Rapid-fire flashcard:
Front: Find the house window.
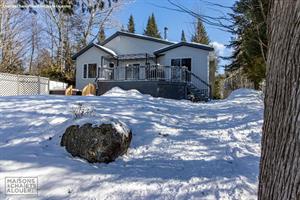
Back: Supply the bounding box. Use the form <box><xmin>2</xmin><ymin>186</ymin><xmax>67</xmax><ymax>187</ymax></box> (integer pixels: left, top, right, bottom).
<box><xmin>83</xmin><ymin>63</ymin><xmax>97</xmax><ymax>78</ymax></box>
<box><xmin>171</xmin><ymin>59</ymin><xmax>181</xmax><ymax>66</ymax></box>
<box><xmin>88</xmin><ymin>64</ymin><xmax>97</xmax><ymax>78</ymax></box>
<box><xmin>181</xmin><ymin>58</ymin><xmax>192</xmax><ymax>71</ymax></box>
<box><xmin>171</xmin><ymin>58</ymin><xmax>192</xmax><ymax>71</ymax></box>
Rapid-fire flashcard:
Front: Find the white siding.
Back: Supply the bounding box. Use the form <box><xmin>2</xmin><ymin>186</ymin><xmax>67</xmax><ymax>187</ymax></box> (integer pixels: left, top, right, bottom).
<box><xmin>157</xmin><ymin>46</ymin><xmax>210</xmax><ymax>84</ymax></box>
<box><xmin>103</xmin><ymin>35</ymin><xmax>169</xmax><ymax>55</ymax></box>
<box><xmin>75</xmin><ymin>46</ymin><xmax>111</xmax><ymax>89</ymax></box>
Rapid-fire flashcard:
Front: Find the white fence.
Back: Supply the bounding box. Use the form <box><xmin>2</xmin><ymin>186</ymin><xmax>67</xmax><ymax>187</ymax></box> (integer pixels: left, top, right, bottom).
<box><xmin>49</xmin><ymin>80</ymin><xmax>68</xmax><ymax>91</ymax></box>
<box><xmin>0</xmin><ymin>72</ymin><xmax>67</xmax><ymax>96</ymax></box>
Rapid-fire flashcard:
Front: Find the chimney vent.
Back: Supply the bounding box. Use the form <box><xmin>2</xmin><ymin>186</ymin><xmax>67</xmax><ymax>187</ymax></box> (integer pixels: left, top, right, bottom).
<box><xmin>164</xmin><ymin>27</ymin><xmax>168</xmax><ymax>40</ymax></box>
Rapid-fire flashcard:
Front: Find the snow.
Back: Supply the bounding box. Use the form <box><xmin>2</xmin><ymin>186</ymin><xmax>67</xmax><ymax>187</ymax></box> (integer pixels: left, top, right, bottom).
<box><xmin>0</xmin><ymin>88</ymin><xmax>263</xmax><ymax>199</ymax></box>
<box><xmin>94</xmin><ymin>43</ymin><xmax>118</xmax><ymax>57</ymax></box>
<box><xmin>74</xmin><ymin>117</ymin><xmax>131</xmax><ymax>137</ymax></box>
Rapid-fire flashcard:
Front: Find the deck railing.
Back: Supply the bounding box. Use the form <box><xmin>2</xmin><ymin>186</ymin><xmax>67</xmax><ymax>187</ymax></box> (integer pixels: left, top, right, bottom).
<box><xmin>97</xmin><ymin>65</ymin><xmax>211</xmax><ymax>98</ymax></box>
<box><xmin>100</xmin><ymin>65</ymin><xmax>187</xmax><ymax>82</ymax></box>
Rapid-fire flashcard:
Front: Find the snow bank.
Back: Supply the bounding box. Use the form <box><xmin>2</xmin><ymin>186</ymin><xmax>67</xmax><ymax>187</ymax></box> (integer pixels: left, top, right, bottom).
<box><xmin>102</xmin><ymin>87</ymin><xmax>144</xmax><ymax>98</ymax></box>
<box><xmin>226</xmin><ymin>88</ymin><xmax>263</xmax><ymax>100</ymax></box>
<box><xmin>0</xmin><ymin>89</ymin><xmax>263</xmax><ymax>200</ymax></box>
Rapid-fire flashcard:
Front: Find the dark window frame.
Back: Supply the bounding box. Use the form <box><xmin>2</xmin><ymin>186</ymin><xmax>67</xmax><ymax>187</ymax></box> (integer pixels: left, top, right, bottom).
<box><xmin>171</xmin><ymin>59</ymin><xmax>181</xmax><ymax>66</ymax></box>
<box><xmin>83</xmin><ymin>63</ymin><xmax>97</xmax><ymax>79</ymax></box>
<box><xmin>83</xmin><ymin>64</ymin><xmax>87</xmax><ymax>78</ymax></box>
<box><xmin>170</xmin><ymin>58</ymin><xmax>192</xmax><ymax>71</ymax></box>
<box><xmin>88</xmin><ymin>63</ymin><xmax>97</xmax><ymax>78</ymax></box>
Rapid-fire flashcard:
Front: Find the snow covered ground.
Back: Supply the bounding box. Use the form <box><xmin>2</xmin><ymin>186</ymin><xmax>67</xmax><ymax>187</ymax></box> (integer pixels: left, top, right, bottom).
<box><xmin>0</xmin><ymin>88</ymin><xmax>263</xmax><ymax>200</ymax></box>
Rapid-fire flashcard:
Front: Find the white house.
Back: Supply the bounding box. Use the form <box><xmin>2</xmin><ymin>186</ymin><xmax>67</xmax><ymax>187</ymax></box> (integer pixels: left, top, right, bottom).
<box><xmin>72</xmin><ymin>31</ymin><xmax>214</xmax><ymax>100</ymax></box>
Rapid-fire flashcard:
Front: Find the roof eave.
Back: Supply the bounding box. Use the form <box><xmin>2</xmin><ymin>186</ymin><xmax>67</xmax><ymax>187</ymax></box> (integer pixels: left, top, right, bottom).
<box><xmin>101</xmin><ymin>31</ymin><xmax>175</xmax><ymax>46</ymax></box>
<box><xmin>72</xmin><ymin>43</ymin><xmax>117</xmax><ymax>60</ymax></box>
<box><xmin>71</xmin><ymin>43</ymin><xmax>94</xmax><ymax>60</ymax></box>
<box><xmin>154</xmin><ymin>42</ymin><xmax>214</xmax><ymax>55</ymax></box>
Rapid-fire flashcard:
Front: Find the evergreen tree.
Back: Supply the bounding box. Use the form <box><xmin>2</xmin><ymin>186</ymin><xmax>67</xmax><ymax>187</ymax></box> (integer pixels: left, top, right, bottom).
<box><xmin>98</xmin><ymin>26</ymin><xmax>106</xmax><ymax>43</ymax></box>
<box><xmin>190</xmin><ymin>19</ymin><xmax>217</xmax><ymax>95</ymax></box>
<box><xmin>127</xmin><ymin>14</ymin><xmax>135</xmax><ymax>33</ymax></box>
<box><xmin>226</xmin><ymin>0</ymin><xmax>268</xmax><ymax>89</ymax></box>
<box><xmin>191</xmin><ymin>18</ymin><xmax>210</xmax><ymax>44</ymax></box>
<box><xmin>144</xmin><ymin>13</ymin><xmax>161</xmax><ymax>38</ymax></box>
<box><xmin>181</xmin><ymin>30</ymin><xmax>186</xmax><ymax>42</ymax></box>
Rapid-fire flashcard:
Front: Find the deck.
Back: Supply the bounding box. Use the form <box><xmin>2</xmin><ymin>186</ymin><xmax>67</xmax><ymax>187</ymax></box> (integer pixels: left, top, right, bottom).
<box><xmin>96</xmin><ymin>65</ymin><xmax>211</xmax><ymax>100</ymax></box>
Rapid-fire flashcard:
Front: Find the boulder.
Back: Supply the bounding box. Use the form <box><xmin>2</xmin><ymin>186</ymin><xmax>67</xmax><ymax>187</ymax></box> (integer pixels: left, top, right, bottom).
<box><xmin>61</xmin><ymin>122</ymin><xmax>132</xmax><ymax>163</ymax></box>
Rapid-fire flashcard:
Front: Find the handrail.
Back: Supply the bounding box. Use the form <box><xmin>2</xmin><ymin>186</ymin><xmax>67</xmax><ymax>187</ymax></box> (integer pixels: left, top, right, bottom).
<box><xmin>183</xmin><ymin>69</ymin><xmax>211</xmax><ymax>99</ymax></box>
<box><xmin>184</xmin><ymin>70</ymin><xmax>210</xmax><ymax>87</ymax></box>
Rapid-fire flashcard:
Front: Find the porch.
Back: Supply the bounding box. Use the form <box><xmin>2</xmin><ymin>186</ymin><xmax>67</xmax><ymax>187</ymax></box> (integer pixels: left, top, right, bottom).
<box><xmin>96</xmin><ymin>65</ymin><xmax>211</xmax><ymax>101</ymax></box>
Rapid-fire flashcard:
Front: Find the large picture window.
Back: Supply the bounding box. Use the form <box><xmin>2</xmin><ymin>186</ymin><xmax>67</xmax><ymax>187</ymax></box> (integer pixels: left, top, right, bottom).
<box><xmin>83</xmin><ymin>63</ymin><xmax>97</xmax><ymax>78</ymax></box>
<box><xmin>171</xmin><ymin>58</ymin><xmax>192</xmax><ymax>71</ymax></box>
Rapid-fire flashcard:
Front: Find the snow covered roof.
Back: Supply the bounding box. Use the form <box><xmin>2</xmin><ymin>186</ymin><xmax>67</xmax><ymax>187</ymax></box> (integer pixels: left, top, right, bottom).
<box><xmin>94</xmin><ymin>44</ymin><xmax>117</xmax><ymax>57</ymax></box>
<box><xmin>154</xmin><ymin>42</ymin><xmax>214</xmax><ymax>55</ymax></box>
<box><xmin>101</xmin><ymin>31</ymin><xmax>175</xmax><ymax>46</ymax></box>
<box><xmin>71</xmin><ymin>43</ymin><xmax>117</xmax><ymax>60</ymax></box>
<box><xmin>72</xmin><ymin>31</ymin><xmax>213</xmax><ymax>61</ymax></box>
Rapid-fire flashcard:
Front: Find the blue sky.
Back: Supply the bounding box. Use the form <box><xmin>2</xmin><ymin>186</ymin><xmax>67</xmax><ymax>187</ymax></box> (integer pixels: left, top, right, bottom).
<box><xmin>107</xmin><ymin>0</ymin><xmax>236</xmax><ymax>73</ymax></box>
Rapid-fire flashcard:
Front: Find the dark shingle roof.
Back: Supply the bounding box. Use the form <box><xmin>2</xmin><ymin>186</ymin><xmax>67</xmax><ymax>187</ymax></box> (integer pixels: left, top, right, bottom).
<box><xmin>154</xmin><ymin>42</ymin><xmax>214</xmax><ymax>55</ymax></box>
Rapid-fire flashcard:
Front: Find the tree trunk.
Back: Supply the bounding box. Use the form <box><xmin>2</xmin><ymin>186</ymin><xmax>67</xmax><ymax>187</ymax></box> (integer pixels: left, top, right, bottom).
<box><xmin>258</xmin><ymin>0</ymin><xmax>300</xmax><ymax>199</ymax></box>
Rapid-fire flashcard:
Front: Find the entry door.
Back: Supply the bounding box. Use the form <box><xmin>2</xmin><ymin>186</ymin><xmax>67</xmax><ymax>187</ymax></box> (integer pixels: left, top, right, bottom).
<box><xmin>181</xmin><ymin>58</ymin><xmax>192</xmax><ymax>71</ymax></box>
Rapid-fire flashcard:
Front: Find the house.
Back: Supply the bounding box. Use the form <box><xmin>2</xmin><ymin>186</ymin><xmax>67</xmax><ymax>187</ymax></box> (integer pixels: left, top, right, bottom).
<box><xmin>72</xmin><ymin>31</ymin><xmax>214</xmax><ymax>100</ymax></box>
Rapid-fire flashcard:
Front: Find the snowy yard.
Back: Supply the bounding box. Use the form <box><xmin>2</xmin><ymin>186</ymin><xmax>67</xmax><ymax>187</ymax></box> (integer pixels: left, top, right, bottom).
<box><xmin>0</xmin><ymin>88</ymin><xmax>263</xmax><ymax>200</ymax></box>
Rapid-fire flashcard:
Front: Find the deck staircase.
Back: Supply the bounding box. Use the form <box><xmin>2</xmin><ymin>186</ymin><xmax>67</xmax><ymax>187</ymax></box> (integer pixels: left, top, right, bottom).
<box><xmin>184</xmin><ymin>71</ymin><xmax>211</xmax><ymax>102</ymax></box>
<box><xmin>187</xmin><ymin>84</ymin><xmax>209</xmax><ymax>102</ymax></box>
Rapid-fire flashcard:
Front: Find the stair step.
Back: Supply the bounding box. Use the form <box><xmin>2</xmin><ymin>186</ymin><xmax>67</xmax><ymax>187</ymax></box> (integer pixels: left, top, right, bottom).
<box><xmin>187</xmin><ymin>83</ymin><xmax>210</xmax><ymax>102</ymax></box>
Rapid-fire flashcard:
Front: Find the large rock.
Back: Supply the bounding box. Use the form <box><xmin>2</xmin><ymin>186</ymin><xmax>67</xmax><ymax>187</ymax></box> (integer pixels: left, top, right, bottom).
<box><xmin>61</xmin><ymin>122</ymin><xmax>132</xmax><ymax>163</ymax></box>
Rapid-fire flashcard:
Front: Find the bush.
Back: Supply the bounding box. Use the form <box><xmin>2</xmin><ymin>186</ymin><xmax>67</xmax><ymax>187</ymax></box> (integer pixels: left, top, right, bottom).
<box><xmin>69</xmin><ymin>103</ymin><xmax>95</xmax><ymax>119</ymax></box>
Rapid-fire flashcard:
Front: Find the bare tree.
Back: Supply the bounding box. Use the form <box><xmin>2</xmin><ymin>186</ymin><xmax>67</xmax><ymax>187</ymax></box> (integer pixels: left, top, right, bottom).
<box><xmin>258</xmin><ymin>0</ymin><xmax>300</xmax><ymax>199</ymax></box>
<box><xmin>0</xmin><ymin>0</ymin><xmax>28</xmax><ymax>73</ymax></box>
<box><xmin>28</xmin><ymin>14</ymin><xmax>42</xmax><ymax>74</ymax></box>
<box><xmin>71</xmin><ymin>0</ymin><xmax>129</xmax><ymax>49</ymax></box>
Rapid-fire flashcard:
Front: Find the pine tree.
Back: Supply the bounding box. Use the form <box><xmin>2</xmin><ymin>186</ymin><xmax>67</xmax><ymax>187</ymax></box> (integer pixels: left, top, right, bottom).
<box><xmin>127</xmin><ymin>14</ymin><xmax>135</xmax><ymax>33</ymax></box>
<box><xmin>191</xmin><ymin>18</ymin><xmax>210</xmax><ymax>45</ymax></box>
<box><xmin>98</xmin><ymin>26</ymin><xmax>106</xmax><ymax>43</ymax></box>
<box><xmin>226</xmin><ymin>0</ymin><xmax>268</xmax><ymax>89</ymax></box>
<box><xmin>190</xmin><ymin>19</ymin><xmax>217</xmax><ymax>96</ymax></box>
<box><xmin>181</xmin><ymin>30</ymin><xmax>186</xmax><ymax>42</ymax></box>
<box><xmin>144</xmin><ymin>13</ymin><xmax>161</xmax><ymax>38</ymax></box>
